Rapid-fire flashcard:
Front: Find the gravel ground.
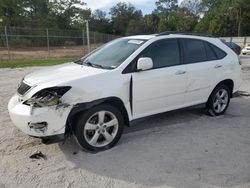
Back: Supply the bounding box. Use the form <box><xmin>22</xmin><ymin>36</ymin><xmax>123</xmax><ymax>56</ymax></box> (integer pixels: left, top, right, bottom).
<box><xmin>0</xmin><ymin>57</ymin><xmax>250</xmax><ymax>188</ymax></box>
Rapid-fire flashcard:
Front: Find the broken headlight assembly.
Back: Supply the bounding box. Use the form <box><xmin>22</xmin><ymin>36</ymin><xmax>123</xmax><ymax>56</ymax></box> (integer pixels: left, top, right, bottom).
<box><xmin>24</xmin><ymin>86</ymin><xmax>71</xmax><ymax>107</ymax></box>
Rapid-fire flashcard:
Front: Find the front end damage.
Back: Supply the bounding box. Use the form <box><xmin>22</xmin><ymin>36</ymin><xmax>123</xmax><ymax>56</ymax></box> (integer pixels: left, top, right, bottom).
<box><xmin>8</xmin><ymin>86</ymin><xmax>73</xmax><ymax>138</ymax></box>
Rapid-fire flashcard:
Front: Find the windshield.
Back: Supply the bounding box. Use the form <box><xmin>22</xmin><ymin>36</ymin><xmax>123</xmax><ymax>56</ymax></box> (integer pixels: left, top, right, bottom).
<box><xmin>75</xmin><ymin>38</ymin><xmax>146</xmax><ymax>69</ymax></box>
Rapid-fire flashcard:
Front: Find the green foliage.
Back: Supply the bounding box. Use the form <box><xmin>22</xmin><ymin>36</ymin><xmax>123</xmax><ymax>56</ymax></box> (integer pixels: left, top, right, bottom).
<box><xmin>0</xmin><ymin>59</ymin><xmax>73</xmax><ymax>68</ymax></box>
<box><xmin>0</xmin><ymin>0</ymin><xmax>250</xmax><ymax>37</ymax></box>
<box><xmin>155</xmin><ymin>0</ymin><xmax>178</xmax><ymax>13</ymax></box>
<box><xmin>90</xmin><ymin>10</ymin><xmax>112</xmax><ymax>34</ymax></box>
<box><xmin>144</xmin><ymin>14</ymin><xmax>160</xmax><ymax>34</ymax></box>
<box><xmin>126</xmin><ymin>20</ymin><xmax>145</xmax><ymax>35</ymax></box>
<box><xmin>110</xmin><ymin>2</ymin><xmax>143</xmax><ymax>35</ymax></box>
<box><xmin>195</xmin><ymin>0</ymin><xmax>250</xmax><ymax>36</ymax></box>
<box><xmin>9</xmin><ymin>38</ymin><xmax>32</xmax><ymax>47</ymax></box>
<box><xmin>155</xmin><ymin>0</ymin><xmax>199</xmax><ymax>33</ymax></box>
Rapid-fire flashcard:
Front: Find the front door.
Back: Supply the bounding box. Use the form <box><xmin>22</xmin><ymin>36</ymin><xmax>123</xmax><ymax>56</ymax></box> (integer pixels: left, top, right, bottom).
<box><xmin>132</xmin><ymin>39</ymin><xmax>187</xmax><ymax>119</ymax></box>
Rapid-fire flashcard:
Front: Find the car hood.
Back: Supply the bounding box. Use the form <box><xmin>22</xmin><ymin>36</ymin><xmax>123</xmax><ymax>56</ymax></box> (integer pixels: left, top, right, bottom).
<box><xmin>24</xmin><ymin>62</ymin><xmax>109</xmax><ymax>85</ymax></box>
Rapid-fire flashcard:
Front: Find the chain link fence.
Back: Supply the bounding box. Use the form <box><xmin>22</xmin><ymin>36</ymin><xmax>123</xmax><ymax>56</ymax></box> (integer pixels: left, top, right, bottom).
<box><xmin>220</xmin><ymin>36</ymin><xmax>250</xmax><ymax>48</ymax></box>
<box><xmin>0</xmin><ymin>26</ymin><xmax>119</xmax><ymax>61</ymax></box>
<box><xmin>1</xmin><ymin>27</ymin><xmax>249</xmax><ymax>62</ymax></box>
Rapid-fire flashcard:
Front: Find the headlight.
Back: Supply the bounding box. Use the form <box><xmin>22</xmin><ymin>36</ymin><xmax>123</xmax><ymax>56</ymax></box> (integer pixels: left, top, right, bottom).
<box><xmin>24</xmin><ymin>86</ymin><xmax>71</xmax><ymax>107</ymax></box>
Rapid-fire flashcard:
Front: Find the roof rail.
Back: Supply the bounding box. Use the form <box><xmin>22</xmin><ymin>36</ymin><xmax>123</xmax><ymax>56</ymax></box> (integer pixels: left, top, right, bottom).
<box><xmin>156</xmin><ymin>31</ymin><xmax>215</xmax><ymax>38</ymax></box>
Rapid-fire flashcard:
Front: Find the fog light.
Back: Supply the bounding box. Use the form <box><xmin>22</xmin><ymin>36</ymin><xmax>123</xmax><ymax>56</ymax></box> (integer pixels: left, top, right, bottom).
<box><xmin>28</xmin><ymin>122</ymin><xmax>48</xmax><ymax>132</ymax></box>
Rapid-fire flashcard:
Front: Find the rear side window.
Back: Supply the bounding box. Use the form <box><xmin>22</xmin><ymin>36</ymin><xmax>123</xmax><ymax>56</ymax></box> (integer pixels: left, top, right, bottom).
<box><xmin>183</xmin><ymin>39</ymin><xmax>207</xmax><ymax>64</ymax></box>
<box><xmin>209</xmin><ymin>43</ymin><xmax>227</xmax><ymax>59</ymax></box>
<box><xmin>139</xmin><ymin>39</ymin><xmax>181</xmax><ymax>68</ymax></box>
<box><xmin>183</xmin><ymin>39</ymin><xmax>227</xmax><ymax>64</ymax></box>
<box><xmin>204</xmin><ymin>42</ymin><xmax>217</xmax><ymax>61</ymax></box>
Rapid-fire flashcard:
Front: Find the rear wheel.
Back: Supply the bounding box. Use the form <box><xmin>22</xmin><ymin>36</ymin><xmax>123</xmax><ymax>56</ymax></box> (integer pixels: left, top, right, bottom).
<box><xmin>206</xmin><ymin>85</ymin><xmax>231</xmax><ymax>116</ymax></box>
<box><xmin>73</xmin><ymin>104</ymin><xmax>124</xmax><ymax>152</ymax></box>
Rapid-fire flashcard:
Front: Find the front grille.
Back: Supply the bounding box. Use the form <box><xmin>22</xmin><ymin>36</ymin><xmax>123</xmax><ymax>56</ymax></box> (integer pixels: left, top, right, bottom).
<box><xmin>17</xmin><ymin>80</ymin><xmax>31</xmax><ymax>95</ymax></box>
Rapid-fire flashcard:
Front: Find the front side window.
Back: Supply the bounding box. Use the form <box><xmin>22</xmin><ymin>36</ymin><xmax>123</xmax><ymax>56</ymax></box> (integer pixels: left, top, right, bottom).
<box><xmin>183</xmin><ymin>39</ymin><xmax>207</xmax><ymax>64</ymax></box>
<box><xmin>75</xmin><ymin>38</ymin><xmax>146</xmax><ymax>69</ymax></box>
<box><xmin>139</xmin><ymin>39</ymin><xmax>181</xmax><ymax>69</ymax></box>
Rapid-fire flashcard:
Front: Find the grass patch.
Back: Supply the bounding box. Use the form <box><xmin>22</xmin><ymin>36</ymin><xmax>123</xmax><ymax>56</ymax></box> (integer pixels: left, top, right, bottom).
<box><xmin>0</xmin><ymin>59</ymin><xmax>75</xmax><ymax>68</ymax></box>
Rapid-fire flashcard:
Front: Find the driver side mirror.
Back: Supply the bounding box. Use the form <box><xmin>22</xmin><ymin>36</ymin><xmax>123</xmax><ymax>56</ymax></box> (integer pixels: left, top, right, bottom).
<box><xmin>137</xmin><ymin>57</ymin><xmax>153</xmax><ymax>71</ymax></box>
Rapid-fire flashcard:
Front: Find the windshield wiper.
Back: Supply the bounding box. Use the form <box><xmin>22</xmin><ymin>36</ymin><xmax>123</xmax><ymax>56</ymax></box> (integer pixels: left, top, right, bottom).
<box><xmin>75</xmin><ymin>59</ymin><xmax>115</xmax><ymax>70</ymax></box>
<box><xmin>85</xmin><ymin>62</ymin><xmax>105</xmax><ymax>69</ymax></box>
<box><xmin>82</xmin><ymin>60</ymin><xmax>114</xmax><ymax>70</ymax></box>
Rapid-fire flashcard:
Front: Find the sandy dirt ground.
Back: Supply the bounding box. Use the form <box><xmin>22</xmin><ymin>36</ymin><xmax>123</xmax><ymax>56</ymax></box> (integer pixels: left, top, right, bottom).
<box><xmin>0</xmin><ymin>57</ymin><xmax>250</xmax><ymax>188</ymax></box>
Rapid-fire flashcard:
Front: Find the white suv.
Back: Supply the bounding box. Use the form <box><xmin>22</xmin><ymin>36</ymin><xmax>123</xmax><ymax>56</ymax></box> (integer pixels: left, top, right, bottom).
<box><xmin>242</xmin><ymin>44</ymin><xmax>250</xmax><ymax>55</ymax></box>
<box><xmin>8</xmin><ymin>33</ymin><xmax>241</xmax><ymax>152</ymax></box>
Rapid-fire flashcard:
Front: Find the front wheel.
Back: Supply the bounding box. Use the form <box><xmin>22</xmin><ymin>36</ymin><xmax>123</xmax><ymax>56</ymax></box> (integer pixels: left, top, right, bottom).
<box><xmin>73</xmin><ymin>104</ymin><xmax>124</xmax><ymax>152</ymax></box>
<box><xmin>206</xmin><ymin>85</ymin><xmax>231</xmax><ymax>116</ymax></box>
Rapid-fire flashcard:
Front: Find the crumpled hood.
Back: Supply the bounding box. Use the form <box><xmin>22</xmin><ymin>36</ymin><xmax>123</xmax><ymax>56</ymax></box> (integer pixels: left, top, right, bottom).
<box><xmin>24</xmin><ymin>62</ymin><xmax>108</xmax><ymax>85</ymax></box>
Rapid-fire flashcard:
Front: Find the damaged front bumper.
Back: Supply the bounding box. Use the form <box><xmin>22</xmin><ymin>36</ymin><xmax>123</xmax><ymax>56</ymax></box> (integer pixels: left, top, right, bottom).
<box><xmin>8</xmin><ymin>95</ymin><xmax>72</xmax><ymax>137</ymax></box>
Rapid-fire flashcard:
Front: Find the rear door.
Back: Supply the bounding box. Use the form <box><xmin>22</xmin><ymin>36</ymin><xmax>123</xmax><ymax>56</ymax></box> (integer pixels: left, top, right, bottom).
<box><xmin>182</xmin><ymin>38</ymin><xmax>227</xmax><ymax>106</ymax></box>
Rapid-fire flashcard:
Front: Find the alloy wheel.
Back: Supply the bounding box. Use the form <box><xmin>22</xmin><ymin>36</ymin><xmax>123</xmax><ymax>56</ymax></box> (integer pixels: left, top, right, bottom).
<box><xmin>213</xmin><ymin>88</ymin><xmax>229</xmax><ymax>113</ymax></box>
<box><xmin>83</xmin><ymin>111</ymin><xmax>119</xmax><ymax>147</ymax></box>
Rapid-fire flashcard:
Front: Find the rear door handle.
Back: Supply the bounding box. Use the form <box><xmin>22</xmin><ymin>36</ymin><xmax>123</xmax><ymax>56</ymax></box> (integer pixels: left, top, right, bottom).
<box><xmin>214</xmin><ymin>64</ymin><xmax>223</xmax><ymax>68</ymax></box>
<box><xmin>175</xmin><ymin>70</ymin><xmax>186</xmax><ymax>75</ymax></box>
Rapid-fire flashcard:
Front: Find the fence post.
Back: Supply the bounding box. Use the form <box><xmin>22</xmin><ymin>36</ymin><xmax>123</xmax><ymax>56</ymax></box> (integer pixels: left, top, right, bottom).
<box><xmin>86</xmin><ymin>21</ymin><xmax>90</xmax><ymax>53</ymax></box>
<box><xmin>4</xmin><ymin>26</ymin><xmax>10</xmax><ymax>61</ymax></box>
<box><xmin>82</xmin><ymin>30</ymin><xmax>85</xmax><ymax>55</ymax></box>
<box><xmin>46</xmin><ymin>28</ymin><xmax>50</xmax><ymax>58</ymax></box>
<box><xmin>94</xmin><ymin>32</ymin><xmax>96</xmax><ymax>44</ymax></box>
<box><xmin>244</xmin><ymin>36</ymin><xmax>247</xmax><ymax>46</ymax></box>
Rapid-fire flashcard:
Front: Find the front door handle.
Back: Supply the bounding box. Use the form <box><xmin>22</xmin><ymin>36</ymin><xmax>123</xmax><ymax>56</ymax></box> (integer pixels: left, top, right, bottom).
<box><xmin>214</xmin><ymin>64</ymin><xmax>223</xmax><ymax>68</ymax></box>
<box><xmin>175</xmin><ymin>70</ymin><xmax>186</xmax><ymax>75</ymax></box>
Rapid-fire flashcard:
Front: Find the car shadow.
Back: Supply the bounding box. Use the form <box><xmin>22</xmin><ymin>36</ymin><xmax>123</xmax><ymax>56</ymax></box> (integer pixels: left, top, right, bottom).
<box><xmin>59</xmin><ymin>101</ymin><xmax>250</xmax><ymax>187</ymax></box>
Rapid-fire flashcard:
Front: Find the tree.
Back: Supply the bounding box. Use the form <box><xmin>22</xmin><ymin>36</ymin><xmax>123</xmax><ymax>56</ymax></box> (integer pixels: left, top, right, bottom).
<box><xmin>90</xmin><ymin>10</ymin><xmax>112</xmax><ymax>34</ymax></box>
<box><xmin>126</xmin><ymin>19</ymin><xmax>145</xmax><ymax>35</ymax></box>
<box><xmin>180</xmin><ymin>0</ymin><xmax>203</xmax><ymax>15</ymax></box>
<box><xmin>144</xmin><ymin>13</ymin><xmax>160</xmax><ymax>34</ymax></box>
<box><xmin>49</xmin><ymin>0</ymin><xmax>89</xmax><ymax>29</ymax></box>
<box><xmin>195</xmin><ymin>0</ymin><xmax>250</xmax><ymax>36</ymax></box>
<box><xmin>0</xmin><ymin>0</ymin><xmax>27</xmax><ymax>26</ymax></box>
<box><xmin>22</xmin><ymin>0</ymin><xmax>51</xmax><ymax>28</ymax></box>
<box><xmin>92</xmin><ymin>9</ymin><xmax>107</xmax><ymax>20</ymax></box>
<box><xmin>155</xmin><ymin>0</ymin><xmax>178</xmax><ymax>13</ymax></box>
<box><xmin>110</xmin><ymin>2</ymin><xmax>143</xmax><ymax>35</ymax></box>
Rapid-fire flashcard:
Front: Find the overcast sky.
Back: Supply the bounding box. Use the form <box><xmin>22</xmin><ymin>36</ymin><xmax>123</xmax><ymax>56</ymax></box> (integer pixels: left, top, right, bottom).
<box><xmin>83</xmin><ymin>0</ymin><xmax>159</xmax><ymax>15</ymax></box>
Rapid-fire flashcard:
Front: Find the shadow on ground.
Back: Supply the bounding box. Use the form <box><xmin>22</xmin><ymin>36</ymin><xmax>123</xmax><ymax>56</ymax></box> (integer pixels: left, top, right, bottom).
<box><xmin>59</xmin><ymin>98</ymin><xmax>250</xmax><ymax>187</ymax></box>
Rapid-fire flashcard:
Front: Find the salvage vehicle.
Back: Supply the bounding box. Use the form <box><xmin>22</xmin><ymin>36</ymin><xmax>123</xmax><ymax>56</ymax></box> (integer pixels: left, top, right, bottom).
<box><xmin>224</xmin><ymin>42</ymin><xmax>241</xmax><ymax>55</ymax></box>
<box><xmin>242</xmin><ymin>44</ymin><xmax>250</xmax><ymax>55</ymax></box>
<box><xmin>8</xmin><ymin>32</ymin><xmax>242</xmax><ymax>152</ymax></box>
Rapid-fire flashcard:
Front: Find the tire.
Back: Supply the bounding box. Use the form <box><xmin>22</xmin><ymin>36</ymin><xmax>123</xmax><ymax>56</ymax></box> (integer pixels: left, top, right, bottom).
<box><xmin>206</xmin><ymin>84</ymin><xmax>231</xmax><ymax>116</ymax></box>
<box><xmin>73</xmin><ymin>104</ymin><xmax>124</xmax><ymax>152</ymax></box>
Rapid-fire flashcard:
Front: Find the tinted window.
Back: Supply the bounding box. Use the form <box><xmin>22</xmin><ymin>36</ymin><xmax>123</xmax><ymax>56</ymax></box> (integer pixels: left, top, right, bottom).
<box><xmin>209</xmin><ymin>44</ymin><xmax>227</xmax><ymax>59</ymax></box>
<box><xmin>184</xmin><ymin>39</ymin><xmax>207</xmax><ymax>63</ymax></box>
<box><xmin>139</xmin><ymin>39</ymin><xmax>180</xmax><ymax>68</ymax></box>
<box><xmin>204</xmin><ymin>42</ymin><xmax>217</xmax><ymax>61</ymax></box>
